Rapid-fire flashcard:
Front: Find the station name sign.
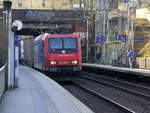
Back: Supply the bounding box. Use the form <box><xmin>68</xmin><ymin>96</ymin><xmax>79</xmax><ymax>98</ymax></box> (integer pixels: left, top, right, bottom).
<box><xmin>115</xmin><ymin>35</ymin><xmax>145</xmax><ymax>42</ymax></box>
<box><xmin>115</xmin><ymin>35</ymin><xmax>128</xmax><ymax>40</ymax></box>
<box><xmin>96</xmin><ymin>36</ymin><xmax>107</xmax><ymax>44</ymax></box>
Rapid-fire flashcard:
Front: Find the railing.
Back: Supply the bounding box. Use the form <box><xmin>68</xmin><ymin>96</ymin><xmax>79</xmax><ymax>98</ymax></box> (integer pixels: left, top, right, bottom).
<box><xmin>0</xmin><ymin>64</ymin><xmax>6</xmax><ymax>98</ymax></box>
<box><xmin>136</xmin><ymin>58</ymin><xmax>150</xmax><ymax>69</ymax></box>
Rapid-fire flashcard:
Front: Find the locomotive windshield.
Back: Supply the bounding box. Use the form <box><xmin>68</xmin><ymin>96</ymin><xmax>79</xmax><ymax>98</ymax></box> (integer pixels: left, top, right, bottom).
<box><xmin>49</xmin><ymin>38</ymin><xmax>63</xmax><ymax>49</ymax></box>
<box><xmin>64</xmin><ymin>38</ymin><xmax>77</xmax><ymax>49</ymax></box>
<box><xmin>48</xmin><ymin>37</ymin><xmax>77</xmax><ymax>53</ymax></box>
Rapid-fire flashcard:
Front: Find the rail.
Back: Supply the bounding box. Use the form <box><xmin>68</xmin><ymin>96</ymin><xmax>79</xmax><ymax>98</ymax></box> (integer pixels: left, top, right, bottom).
<box><xmin>0</xmin><ymin>64</ymin><xmax>6</xmax><ymax>98</ymax></box>
<box><xmin>73</xmin><ymin>82</ymin><xmax>135</xmax><ymax>113</ymax></box>
<box><xmin>81</xmin><ymin>72</ymin><xmax>150</xmax><ymax>100</ymax></box>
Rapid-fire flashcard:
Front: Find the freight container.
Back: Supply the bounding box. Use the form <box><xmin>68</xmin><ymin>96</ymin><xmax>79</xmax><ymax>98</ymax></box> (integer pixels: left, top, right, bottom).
<box><xmin>23</xmin><ymin>38</ymin><xmax>34</xmax><ymax>67</ymax></box>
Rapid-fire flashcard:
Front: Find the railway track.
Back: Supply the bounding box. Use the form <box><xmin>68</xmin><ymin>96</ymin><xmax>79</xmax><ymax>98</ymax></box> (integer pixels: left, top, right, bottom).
<box><xmin>81</xmin><ymin>72</ymin><xmax>150</xmax><ymax>100</ymax></box>
<box><xmin>57</xmin><ymin>71</ymin><xmax>150</xmax><ymax>113</ymax></box>
<box><xmin>72</xmin><ymin>82</ymin><xmax>135</xmax><ymax>113</ymax></box>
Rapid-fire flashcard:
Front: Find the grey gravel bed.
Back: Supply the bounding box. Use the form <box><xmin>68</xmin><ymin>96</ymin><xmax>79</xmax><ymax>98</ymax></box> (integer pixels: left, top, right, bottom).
<box><xmin>76</xmin><ymin>78</ymin><xmax>150</xmax><ymax>113</ymax></box>
<box><xmin>63</xmin><ymin>85</ymin><xmax>125</xmax><ymax>113</ymax></box>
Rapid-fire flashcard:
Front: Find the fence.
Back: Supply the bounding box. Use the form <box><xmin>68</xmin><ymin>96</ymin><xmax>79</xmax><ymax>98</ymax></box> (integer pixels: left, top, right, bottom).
<box><xmin>0</xmin><ymin>64</ymin><xmax>6</xmax><ymax>98</ymax></box>
<box><xmin>136</xmin><ymin>58</ymin><xmax>150</xmax><ymax>69</ymax></box>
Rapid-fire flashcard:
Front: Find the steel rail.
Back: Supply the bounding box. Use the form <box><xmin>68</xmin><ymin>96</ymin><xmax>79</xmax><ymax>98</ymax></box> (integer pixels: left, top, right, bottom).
<box><xmin>82</xmin><ymin>72</ymin><xmax>150</xmax><ymax>91</ymax></box>
<box><xmin>73</xmin><ymin>82</ymin><xmax>135</xmax><ymax>113</ymax></box>
<box><xmin>81</xmin><ymin>72</ymin><xmax>150</xmax><ymax>100</ymax></box>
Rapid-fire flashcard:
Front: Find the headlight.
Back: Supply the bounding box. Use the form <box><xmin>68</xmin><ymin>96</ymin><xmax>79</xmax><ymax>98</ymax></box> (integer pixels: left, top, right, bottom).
<box><xmin>51</xmin><ymin>61</ymin><xmax>56</xmax><ymax>64</ymax></box>
<box><xmin>72</xmin><ymin>60</ymin><xmax>78</xmax><ymax>64</ymax></box>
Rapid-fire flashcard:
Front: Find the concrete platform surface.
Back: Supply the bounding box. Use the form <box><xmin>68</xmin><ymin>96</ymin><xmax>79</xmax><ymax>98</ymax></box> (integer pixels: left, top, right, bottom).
<box><xmin>83</xmin><ymin>63</ymin><xmax>150</xmax><ymax>77</ymax></box>
<box><xmin>0</xmin><ymin>65</ymin><xmax>94</xmax><ymax>113</ymax></box>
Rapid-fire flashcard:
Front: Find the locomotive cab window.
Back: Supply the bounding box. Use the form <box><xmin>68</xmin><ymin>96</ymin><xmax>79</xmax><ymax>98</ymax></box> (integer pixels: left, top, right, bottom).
<box><xmin>49</xmin><ymin>38</ymin><xmax>63</xmax><ymax>49</ymax></box>
<box><xmin>48</xmin><ymin>37</ymin><xmax>78</xmax><ymax>53</ymax></box>
<box><xmin>64</xmin><ymin>38</ymin><xmax>77</xmax><ymax>49</ymax></box>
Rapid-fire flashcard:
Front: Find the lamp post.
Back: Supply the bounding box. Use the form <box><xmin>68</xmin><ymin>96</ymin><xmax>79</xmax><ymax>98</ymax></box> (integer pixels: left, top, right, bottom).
<box><xmin>12</xmin><ymin>19</ymin><xmax>23</xmax><ymax>88</ymax></box>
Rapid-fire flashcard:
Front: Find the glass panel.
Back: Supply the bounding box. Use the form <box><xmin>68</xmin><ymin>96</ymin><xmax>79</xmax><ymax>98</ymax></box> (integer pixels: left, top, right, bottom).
<box><xmin>49</xmin><ymin>38</ymin><xmax>63</xmax><ymax>49</ymax></box>
<box><xmin>64</xmin><ymin>38</ymin><xmax>77</xmax><ymax>49</ymax></box>
<box><xmin>48</xmin><ymin>37</ymin><xmax>78</xmax><ymax>53</ymax></box>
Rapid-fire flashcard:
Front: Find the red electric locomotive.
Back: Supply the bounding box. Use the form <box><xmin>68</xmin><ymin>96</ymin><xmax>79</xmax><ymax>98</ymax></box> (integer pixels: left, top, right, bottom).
<box><xmin>33</xmin><ymin>33</ymin><xmax>82</xmax><ymax>72</ymax></box>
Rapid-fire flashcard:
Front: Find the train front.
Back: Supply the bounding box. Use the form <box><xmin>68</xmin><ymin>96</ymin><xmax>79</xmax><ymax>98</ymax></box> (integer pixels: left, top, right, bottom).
<box><xmin>44</xmin><ymin>34</ymin><xmax>82</xmax><ymax>72</ymax></box>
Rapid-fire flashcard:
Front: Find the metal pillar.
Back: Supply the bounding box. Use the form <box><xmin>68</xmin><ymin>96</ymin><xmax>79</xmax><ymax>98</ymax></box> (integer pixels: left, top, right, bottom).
<box><xmin>30</xmin><ymin>0</ymin><xmax>32</xmax><ymax>9</ymax></box>
<box><xmin>3</xmin><ymin>1</ymin><xmax>14</xmax><ymax>89</ymax></box>
<box><xmin>8</xmin><ymin>11</ymin><xmax>15</xmax><ymax>89</ymax></box>
<box><xmin>86</xmin><ymin>18</ymin><xmax>89</xmax><ymax>62</ymax></box>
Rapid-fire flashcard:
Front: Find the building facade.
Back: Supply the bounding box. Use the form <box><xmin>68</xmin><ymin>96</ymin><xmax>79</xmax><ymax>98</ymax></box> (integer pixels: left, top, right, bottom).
<box><xmin>0</xmin><ymin>0</ymin><xmax>73</xmax><ymax>9</ymax></box>
<box><xmin>95</xmin><ymin>0</ymin><xmax>150</xmax><ymax>67</ymax></box>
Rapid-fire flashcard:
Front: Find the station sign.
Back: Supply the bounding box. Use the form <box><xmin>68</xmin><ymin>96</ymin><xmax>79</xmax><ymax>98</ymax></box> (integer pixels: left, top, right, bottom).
<box><xmin>134</xmin><ymin>38</ymin><xmax>145</xmax><ymax>42</ymax></box>
<box><xmin>115</xmin><ymin>35</ymin><xmax>145</xmax><ymax>42</ymax></box>
<box><xmin>96</xmin><ymin>36</ymin><xmax>106</xmax><ymax>44</ymax></box>
<box><xmin>15</xmin><ymin>36</ymin><xmax>21</xmax><ymax>46</ymax></box>
<box><xmin>115</xmin><ymin>35</ymin><xmax>128</xmax><ymax>40</ymax></box>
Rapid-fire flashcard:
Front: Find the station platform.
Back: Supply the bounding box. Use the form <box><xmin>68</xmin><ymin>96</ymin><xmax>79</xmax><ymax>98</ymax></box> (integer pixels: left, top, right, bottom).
<box><xmin>0</xmin><ymin>65</ymin><xmax>93</xmax><ymax>113</ymax></box>
<box><xmin>83</xmin><ymin>63</ymin><xmax>150</xmax><ymax>77</ymax></box>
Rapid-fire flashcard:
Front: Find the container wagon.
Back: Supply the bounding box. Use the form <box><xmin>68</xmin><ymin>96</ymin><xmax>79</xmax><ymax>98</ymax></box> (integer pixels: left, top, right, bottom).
<box><xmin>22</xmin><ymin>38</ymin><xmax>34</xmax><ymax>66</ymax></box>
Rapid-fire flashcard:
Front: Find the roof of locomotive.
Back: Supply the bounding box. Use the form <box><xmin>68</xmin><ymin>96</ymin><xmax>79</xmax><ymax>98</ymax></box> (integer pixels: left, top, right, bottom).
<box><xmin>47</xmin><ymin>34</ymin><xmax>79</xmax><ymax>38</ymax></box>
<box><xmin>35</xmin><ymin>33</ymin><xmax>79</xmax><ymax>41</ymax></box>
<box><xmin>35</xmin><ymin>33</ymin><xmax>48</xmax><ymax>41</ymax></box>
